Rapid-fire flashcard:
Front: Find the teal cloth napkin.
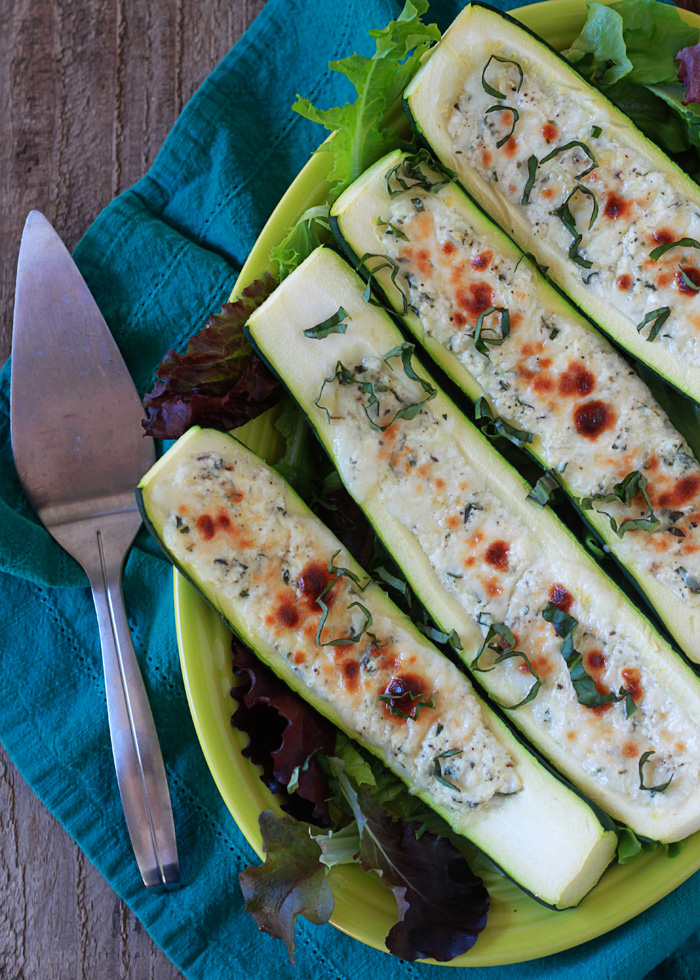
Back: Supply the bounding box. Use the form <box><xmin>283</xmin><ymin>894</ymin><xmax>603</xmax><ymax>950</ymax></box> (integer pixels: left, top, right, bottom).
<box><xmin>1</xmin><ymin>0</ymin><xmax>699</xmax><ymax>976</ymax></box>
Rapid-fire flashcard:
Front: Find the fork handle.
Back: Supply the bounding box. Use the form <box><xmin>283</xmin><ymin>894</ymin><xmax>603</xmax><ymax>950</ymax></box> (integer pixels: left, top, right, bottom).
<box><xmin>88</xmin><ymin>528</ymin><xmax>180</xmax><ymax>891</ymax></box>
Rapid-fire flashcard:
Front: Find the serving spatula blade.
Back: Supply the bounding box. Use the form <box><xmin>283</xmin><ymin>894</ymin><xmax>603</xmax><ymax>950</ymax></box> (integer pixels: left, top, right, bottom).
<box><xmin>11</xmin><ymin>211</ymin><xmax>179</xmax><ymax>890</ymax></box>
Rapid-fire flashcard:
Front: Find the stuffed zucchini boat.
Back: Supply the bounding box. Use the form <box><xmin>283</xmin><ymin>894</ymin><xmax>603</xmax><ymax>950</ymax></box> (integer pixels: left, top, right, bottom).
<box><xmin>403</xmin><ymin>2</ymin><xmax>700</xmax><ymax>403</ymax></box>
<box><xmin>137</xmin><ymin>425</ymin><xmax>616</xmax><ymax>908</ymax></box>
<box><xmin>330</xmin><ymin>148</ymin><xmax>700</xmax><ymax>666</ymax></box>
<box><xmin>247</xmin><ymin>246</ymin><xmax>700</xmax><ymax>843</ymax></box>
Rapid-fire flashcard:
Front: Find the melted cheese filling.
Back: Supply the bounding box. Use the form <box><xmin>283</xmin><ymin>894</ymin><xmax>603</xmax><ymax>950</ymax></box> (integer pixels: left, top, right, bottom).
<box><xmin>447</xmin><ymin>59</ymin><xmax>700</xmax><ymax>362</ymax></box>
<box><xmin>318</xmin><ymin>358</ymin><xmax>700</xmax><ymax>805</ymax></box>
<box><xmin>153</xmin><ymin>446</ymin><xmax>520</xmax><ymax>809</ymax></box>
<box><xmin>379</xmin><ymin>190</ymin><xmax>700</xmax><ymax>608</ymax></box>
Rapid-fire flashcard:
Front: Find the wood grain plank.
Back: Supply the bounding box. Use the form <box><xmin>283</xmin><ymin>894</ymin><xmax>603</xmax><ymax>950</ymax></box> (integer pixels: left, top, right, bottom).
<box><xmin>0</xmin><ymin>1</ymin><xmax>267</xmax><ymax>976</ymax></box>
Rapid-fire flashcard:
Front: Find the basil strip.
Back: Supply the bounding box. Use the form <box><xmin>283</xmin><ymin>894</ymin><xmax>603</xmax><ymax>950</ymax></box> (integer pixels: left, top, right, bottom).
<box><xmin>470</xmin><ymin>623</ymin><xmax>541</xmax><ymax>709</ymax></box>
<box><xmin>542</xmin><ymin>602</ymin><xmax>634</xmax><ymax>712</ymax></box>
<box><xmin>373</xmin><ymin>565</ymin><xmax>409</xmax><ymax>596</ymax></box>
<box><xmin>527</xmin><ymin>471</ymin><xmax>559</xmax><ymax>507</ymax></box>
<box><xmin>636</xmin><ymin>307</ymin><xmax>671</xmax><ymax>345</ymax></box>
<box><xmin>521</xmin><ymin>154</ymin><xmax>538</xmax><ymax>205</ymax></box>
<box><xmin>315</xmin><ymin>346</ymin><xmax>436</xmax><ymax>433</ymax></box>
<box><xmin>304</xmin><ymin>306</ymin><xmax>351</xmax><ymax>340</ymax></box>
<box><xmin>540</xmin><ymin>140</ymin><xmax>597</xmax><ymax>179</ymax></box>
<box><xmin>638</xmin><ymin>751</ymin><xmax>673</xmax><ymax>793</ymax></box>
<box><xmin>416</xmin><ymin>622</ymin><xmax>463</xmax><ymax>651</ymax></box>
<box><xmin>376</xmin><ymin>218</ymin><xmax>410</xmax><ymax>242</ymax></box>
<box><xmin>481</xmin><ymin>54</ymin><xmax>524</xmax><ymax>100</ymax></box>
<box><xmin>382</xmin><ymin>342</ymin><xmax>438</xmax><ymax>422</ymax></box>
<box><xmin>385</xmin><ymin>148</ymin><xmax>454</xmax><ymax>199</ymax></box>
<box><xmin>649</xmin><ymin>237</ymin><xmax>700</xmax><ymax>262</ymax></box>
<box><xmin>474</xmin><ymin>306</ymin><xmax>510</xmax><ymax>357</ymax></box>
<box><xmin>553</xmin><ymin>186</ymin><xmax>598</xmax><ymax>269</ymax></box>
<box><xmin>678</xmin><ymin>266</ymin><xmax>700</xmax><ymax>291</ymax></box>
<box><xmin>356</xmin><ymin>252</ymin><xmax>409</xmax><ymax>314</ymax></box>
<box><xmin>678</xmin><ymin>566</ymin><xmax>700</xmax><ymax>593</ymax></box>
<box><xmin>433</xmin><ymin>748</ymin><xmax>464</xmax><ymax>791</ymax></box>
<box><xmin>315</xmin><ymin>551</ymin><xmax>371</xmax><ymax>646</ymax></box>
<box><xmin>580</xmin><ymin>470</ymin><xmax>659</xmax><ymax>537</ymax></box>
<box><xmin>379</xmin><ymin>689</ymin><xmax>435</xmax><ymax>721</ymax></box>
<box><xmin>475</xmin><ymin>396</ymin><xmax>533</xmax><ymax>448</ymax></box>
<box><xmin>591</xmin><ymin>125</ymin><xmax>602</xmax><ymax>138</ymax></box>
<box><xmin>485</xmin><ymin>104</ymin><xmax>519</xmax><ymax>148</ymax></box>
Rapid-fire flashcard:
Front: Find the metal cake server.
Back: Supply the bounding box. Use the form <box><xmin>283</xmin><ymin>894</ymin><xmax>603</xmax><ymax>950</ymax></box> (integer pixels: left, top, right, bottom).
<box><xmin>10</xmin><ymin>211</ymin><xmax>179</xmax><ymax>891</ymax></box>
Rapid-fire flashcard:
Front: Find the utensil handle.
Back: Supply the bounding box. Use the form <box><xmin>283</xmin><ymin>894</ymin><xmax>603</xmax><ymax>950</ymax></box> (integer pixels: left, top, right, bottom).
<box><xmin>89</xmin><ymin>530</ymin><xmax>180</xmax><ymax>891</ymax></box>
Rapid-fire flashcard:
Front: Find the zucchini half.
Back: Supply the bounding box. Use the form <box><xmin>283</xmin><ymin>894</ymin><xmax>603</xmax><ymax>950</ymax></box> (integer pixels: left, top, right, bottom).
<box><xmin>247</xmin><ymin>246</ymin><xmax>700</xmax><ymax>843</ymax></box>
<box><xmin>137</xmin><ymin>425</ymin><xmax>616</xmax><ymax>909</ymax></box>
<box><xmin>329</xmin><ymin>148</ymin><xmax>700</xmax><ymax>666</ymax></box>
<box><xmin>403</xmin><ymin>2</ymin><xmax>700</xmax><ymax>403</ymax></box>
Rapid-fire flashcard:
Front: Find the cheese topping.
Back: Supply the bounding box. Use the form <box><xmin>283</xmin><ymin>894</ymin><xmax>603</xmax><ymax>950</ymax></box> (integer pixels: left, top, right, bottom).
<box><xmin>377</xmin><ymin>186</ymin><xmax>700</xmax><ymax>608</ymax></box>
<box><xmin>447</xmin><ymin>57</ymin><xmax>700</xmax><ymax>362</ymax></box>
<box><xmin>153</xmin><ymin>446</ymin><xmax>520</xmax><ymax>809</ymax></box>
<box><xmin>317</xmin><ymin>355</ymin><xmax>700</xmax><ymax>805</ymax></box>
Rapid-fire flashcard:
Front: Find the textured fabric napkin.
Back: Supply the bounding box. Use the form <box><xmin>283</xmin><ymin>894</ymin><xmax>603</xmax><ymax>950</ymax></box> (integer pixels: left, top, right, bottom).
<box><xmin>1</xmin><ymin>0</ymin><xmax>699</xmax><ymax>976</ymax></box>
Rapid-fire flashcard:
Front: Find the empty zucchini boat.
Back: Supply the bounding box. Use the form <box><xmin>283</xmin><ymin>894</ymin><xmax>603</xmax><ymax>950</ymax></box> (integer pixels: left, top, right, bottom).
<box><xmin>247</xmin><ymin>246</ymin><xmax>700</xmax><ymax>843</ymax></box>
<box><xmin>330</xmin><ymin>148</ymin><xmax>700</xmax><ymax>666</ymax></box>
<box><xmin>137</xmin><ymin>426</ymin><xmax>616</xmax><ymax>908</ymax></box>
<box><xmin>403</xmin><ymin>2</ymin><xmax>700</xmax><ymax>403</ymax></box>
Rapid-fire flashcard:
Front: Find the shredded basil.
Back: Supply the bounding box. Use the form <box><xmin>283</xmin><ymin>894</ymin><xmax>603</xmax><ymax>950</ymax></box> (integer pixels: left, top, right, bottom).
<box><xmin>678</xmin><ymin>266</ymin><xmax>700</xmax><ymax>291</ymax></box>
<box><xmin>315</xmin><ymin>344</ymin><xmax>436</xmax><ymax>433</ymax></box>
<box><xmin>638</xmin><ymin>751</ymin><xmax>673</xmax><ymax>793</ymax></box>
<box><xmin>385</xmin><ymin>148</ymin><xmax>454</xmax><ymax>199</ymax></box>
<box><xmin>375</xmin><ymin>218</ymin><xmax>410</xmax><ymax>242</ymax></box>
<box><xmin>481</xmin><ymin>54</ymin><xmax>524</xmax><ymax>100</ymax></box>
<box><xmin>356</xmin><ymin>252</ymin><xmax>409</xmax><ymax>314</ymax></box>
<box><xmin>463</xmin><ymin>502</ymin><xmax>483</xmax><ymax>525</ymax></box>
<box><xmin>521</xmin><ymin>154</ymin><xmax>538</xmax><ymax>205</ymax></box>
<box><xmin>649</xmin><ymin>237</ymin><xmax>700</xmax><ymax>262</ymax></box>
<box><xmin>635</xmin><ymin>307</ymin><xmax>671</xmax><ymax>343</ymax></box>
<box><xmin>527</xmin><ymin>471</ymin><xmax>559</xmax><ymax>507</ymax></box>
<box><xmin>554</xmin><ymin>186</ymin><xmax>598</xmax><ymax>269</ymax></box>
<box><xmin>433</xmin><ymin>748</ymin><xmax>463</xmax><ymax>791</ymax></box>
<box><xmin>540</xmin><ymin>140</ymin><xmax>597</xmax><ymax>179</ymax></box>
<box><xmin>373</xmin><ymin>565</ymin><xmax>409</xmax><ymax>596</ymax></box>
<box><xmin>470</xmin><ymin>623</ymin><xmax>541</xmax><ymax>709</ymax></box>
<box><xmin>475</xmin><ymin>396</ymin><xmax>533</xmax><ymax>448</ymax></box>
<box><xmin>474</xmin><ymin>306</ymin><xmax>510</xmax><ymax>357</ymax></box>
<box><xmin>485</xmin><ymin>104</ymin><xmax>519</xmax><ymax>148</ymax></box>
<box><xmin>591</xmin><ymin>125</ymin><xmax>602</xmax><ymax>138</ymax></box>
<box><xmin>542</xmin><ymin>602</ymin><xmax>634</xmax><ymax>712</ymax></box>
<box><xmin>304</xmin><ymin>306</ymin><xmax>351</xmax><ymax>340</ymax></box>
<box><xmin>379</xmin><ymin>689</ymin><xmax>435</xmax><ymax>721</ymax></box>
<box><xmin>315</xmin><ymin>551</ymin><xmax>371</xmax><ymax>647</ymax></box>
<box><xmin>580</xmin><ymin>470</ymin><xmax>659</xmax><ymax>537</ymax></box>
<box><xmin>416</xmin><ymin>622</ymin><xmax>463</xmax><ymax>651</ymax></box>
<box><xmin>678</xmin><ymin>566</ymin><xmax>700</xmax><ymax>593</ymax></box>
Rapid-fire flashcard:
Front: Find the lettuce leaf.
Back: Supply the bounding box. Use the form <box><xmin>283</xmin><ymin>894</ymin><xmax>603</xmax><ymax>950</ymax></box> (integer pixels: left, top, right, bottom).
<box><xmin>239</xmin><ymin>810</ymin><xmax>334</xmax><ymax>964</ymax></box>
<box><xmin>333</xmin><ymin>767</ymin><xmax>489</xmax><ymax>962</ymax></box>
<box><xmin>293</xmin><ymin>0</ymin><xmax>440</xmax><ymax>191</ymax></box>
<box><xmin>269</xmin><ymin>205</ymin><xmax>331</xmax><ymax>282</ymax></box>
<box><xmin>563</xmin><ymin>0</ymin><xmax>700</xmax><ymax>161</ymax></box>
<box><xmin>231</xmin><ymin>640</ymin><xmax>336</xmax><ymax>826</ymax></box>
<box><xmin>677</xmin><ymin>43</ymin><xmax>700</xmax><ymax>104</ymax></box>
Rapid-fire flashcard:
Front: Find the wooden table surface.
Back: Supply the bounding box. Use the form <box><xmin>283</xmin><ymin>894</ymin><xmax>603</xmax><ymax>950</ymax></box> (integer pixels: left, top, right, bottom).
<box><xmin>0</xmin><ymin>1</ymin><xmax>265</xmax><ymax>976</ymax></box>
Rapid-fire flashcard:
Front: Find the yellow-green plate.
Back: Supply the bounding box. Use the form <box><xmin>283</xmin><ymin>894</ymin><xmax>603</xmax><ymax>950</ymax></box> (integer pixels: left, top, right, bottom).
<box><xmin>174</xmin><ymin>1</ymin><xmax>700</xmax><ymax>965</ymax></box>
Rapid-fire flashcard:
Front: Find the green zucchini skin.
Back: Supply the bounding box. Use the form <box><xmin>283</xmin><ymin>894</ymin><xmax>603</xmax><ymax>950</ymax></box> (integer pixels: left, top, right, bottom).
<box><xmin>246</xmin><ymin>244</ymin><xmax>700</xmax><ymax>844</ymax></box>
<box><xmin>137</xmin><ymin>424</ymin><xmax>617</xmax><ymax>909</ymax></box>
<box><xmin>403</xmin><ymin>2</ymin><xmax>700</xmax><ymax>405</ymax></box>
<box><xmin>328</xmin><ymin>148</ymin><xmax>700</xmax><ymax>668</ymax></box>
